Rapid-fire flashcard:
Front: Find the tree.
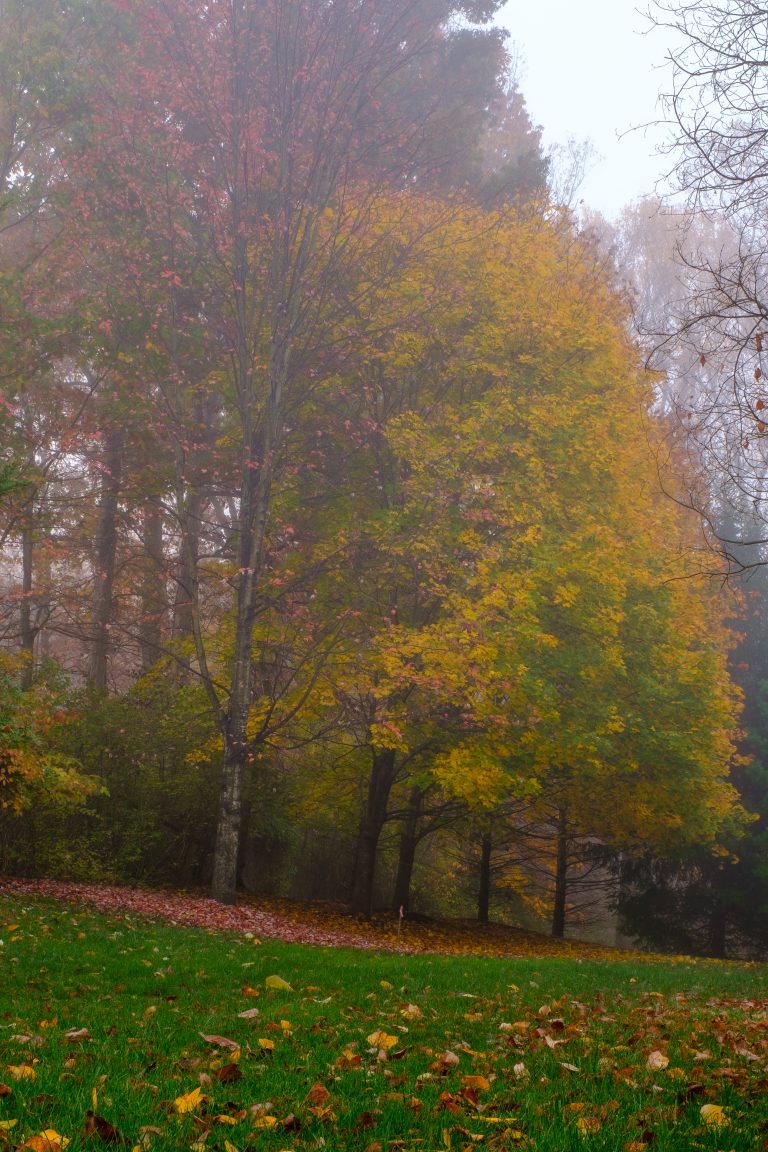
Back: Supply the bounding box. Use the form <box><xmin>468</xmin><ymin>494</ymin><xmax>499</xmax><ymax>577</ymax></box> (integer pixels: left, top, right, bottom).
<box><xmin>0</xmin><ymin>654</ymin><xmax>99</xmax><ymax>827</ymax></box>
<box><xmin>50</xmin><ymin>0</ymin><xmax>513</xmax><ymax>904</ymax></box>
<box><xmin>653</xmin><ymin>1</ymin><xmax>768</xmax><ymax>564</ymax></box>
<box><xmin>300</xmin><ymin>206</ymin><xmax>744</xmax><ymax>922</ymax></box>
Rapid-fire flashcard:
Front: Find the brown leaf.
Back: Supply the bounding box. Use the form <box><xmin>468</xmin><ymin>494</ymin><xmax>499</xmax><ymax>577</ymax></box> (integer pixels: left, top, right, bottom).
<box><xmin>198</xmin><ymin>1033</ymin><xmax>239</xmax><ymax>1051</ymax></box>
<box><xmin>306</xmin><ymin>1083</ymin><xmax>331</xmax><ymax>1108</ymax></box>
<box><xmin>83</xmin><ymin>1112</ymin><xmax>130</xmax><ymax>1145</ymax></box>
<box><xmin>65</xmin><ymin>1029</ymin><xmax>91</xmax><ymax>1043</ymax></box>
<box><xmin>213</xmin><ymin>1064</ymin><xmax>242</xmax><ymax>1084</ymax></box>
<box><xmin>0</xmin><ymin>1084</ymin><xmax>11</xmax><ymax>1097</ymax></box>
<box><xmin>19</xmin><ymin>1136</ymin><xmax>67</xmax><ymax>1152</ymax></box>
<box><xmin>438</xmin><ymin>1091</ymin><xmax>460</xmax><ymax>1115</ymax></box>
<box><xmin>279</xmin><ymin>1114</ymin><xmax>301</xmax><ymax>1133</ymax></box>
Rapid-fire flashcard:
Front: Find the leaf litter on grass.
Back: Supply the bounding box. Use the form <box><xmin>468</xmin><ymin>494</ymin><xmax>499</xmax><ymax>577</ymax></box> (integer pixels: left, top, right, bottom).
<box><xmin>1</xmin><ymin>887</ymin><xmax>768</xmax><ymax>1152</ymax></box>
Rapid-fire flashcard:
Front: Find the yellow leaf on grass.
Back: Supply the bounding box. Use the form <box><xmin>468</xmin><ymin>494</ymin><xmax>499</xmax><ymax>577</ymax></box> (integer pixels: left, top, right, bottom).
<box><xmin>257</xmin><ymin>1039</ymin><xmax>275</xmax><ymax>1051</ymax></box>
<box><xmin>700</xmin><ymin>1104</ymin><xmax>729</xmax><ymax>1128</ymax></box>
<box><xmin>8</xmin><ymin>1065</ymin><xmax>37</xmax><ymax>1081</ymax></box>
<box><xmin>265</xmin><ymin>975</ymin><xmax>292</xmax><ymax>992</ymax></box>
<box><xmin>477</xmin><ymin>1117</ymin><xmax>522</xmax><ymax>1124</ymax></box>
<box><xmin>252</xmin><ymin>1116</ymin><xmax>278</xmax><ymax>1129</ymax></box>
<box><xmin>224</xmin><ymin>1141</ymin><xmax>240</xmax><ymax>1152</ymax></box>
<box><xmin>214</xmin><ymin>1116</ymin><xmax>238</xmax><ymax>1126</ymax></box>
<box><xmin>367</xmin><ymin>1031</ymin><xmax>398</xmax><ymax>1050</ymax></box>
<box><xmin>42</xmin><ymin>1133</ymin><xmax>70</xmax><ymax>1150</ymax></box>
<box><xmin>0</xmin><ymin>1120</ymin><xmax>17</xmax><ymax>1131</ymax></box>
<box><xmin>174</xmin><ymin>1086</ymin><xmax>204</xmax><ymax>1114</ymax></box>
<box><xmin>20</xmin><ymin>1131</ymin><xmax>70</xmax><ymax>1152</ymax></box>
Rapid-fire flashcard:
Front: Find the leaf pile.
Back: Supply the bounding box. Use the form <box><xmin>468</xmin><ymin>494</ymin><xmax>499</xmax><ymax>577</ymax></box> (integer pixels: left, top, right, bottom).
<box><xmin>0</xmin><ymin>879</ymin><xmax>625</xmax><ymax>960</ymax></box>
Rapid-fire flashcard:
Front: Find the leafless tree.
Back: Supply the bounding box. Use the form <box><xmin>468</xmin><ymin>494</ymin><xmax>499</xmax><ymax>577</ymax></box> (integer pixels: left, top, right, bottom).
<box><xmin>652</xmin><ymin>1</ymin><xmax>768</xmax><ymax>568</ymax></box>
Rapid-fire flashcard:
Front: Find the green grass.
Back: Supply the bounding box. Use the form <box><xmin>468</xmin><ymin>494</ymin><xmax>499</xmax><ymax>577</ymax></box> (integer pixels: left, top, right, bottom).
<box><xmin>1</xmin><ymin>894</ymin><xmax>767</xmax><ymax>1152</ymax></box>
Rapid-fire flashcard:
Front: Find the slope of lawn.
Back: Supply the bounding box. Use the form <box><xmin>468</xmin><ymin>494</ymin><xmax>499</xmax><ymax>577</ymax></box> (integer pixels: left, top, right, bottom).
<box><xmin>1</xmin><ymin>890</ymin><xmax>767</xmax><ymax>1152</ymax></box>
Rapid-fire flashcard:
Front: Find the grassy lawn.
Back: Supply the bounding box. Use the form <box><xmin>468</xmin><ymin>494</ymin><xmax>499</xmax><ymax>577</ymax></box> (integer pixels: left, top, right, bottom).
<box><xmin>1</xmin><ymin>894</ymin><xmax>767</xmax><ymax>1152</ymax></box>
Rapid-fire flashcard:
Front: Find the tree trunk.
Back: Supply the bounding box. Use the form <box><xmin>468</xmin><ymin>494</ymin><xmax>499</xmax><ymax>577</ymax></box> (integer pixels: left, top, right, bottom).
<box><xmin>210</xmin><ymin>737</ymin><xmax>246</xmax><ymax>903</ymax></box>
<box><xmin>551</xmin><ymin>808</ymin><xmax>568</xmax><ymax>939</ymax></box>
<box><xmin>708</xmin><ymin>900</ymin><xmax>727</xmax><ymax>959</ymax></box>
<box><xmin>20</xmin><ymin>515</ymin><xmax>35</xmax><ymax>687</ymax></box>
<box><xmin>139</xmin><ymin>500</ymin><xmax>167</xmax><ymax>673</ymax></box>
<box><xmin>708</xmin><ymin>870</ymin><xmax>728</xmax><ymax>959</ymax></box>
<box><xmin>350</xmin><ymin>748</ymin><xmax>398</xmax><ymax>917</ymax></box>
<box><xmin>392</xmin><ymin>785</ymin><xmax>422</xmax><ymax>913</ymax></box>
<box><xmin>88</xmin><ymin>423</ymin><xmax>123</xmax><ymax>691</ymax></box>
<box><xmin>478</xmin><ymin>832</ymin><xmax>492</xmax><ymax>924</ymax></box>
<box><xmin>172</xmin><ymin>488</ymin><xmax>201</xmax><ymax>650</ymax></box>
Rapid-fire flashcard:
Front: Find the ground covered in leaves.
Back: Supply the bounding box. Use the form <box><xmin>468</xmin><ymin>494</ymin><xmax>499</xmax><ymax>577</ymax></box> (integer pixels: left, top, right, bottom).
<box><xmin>0</xmin><ymin>879</ymin><xmax>620</xmax><ymax>959</ymax></box>
<box><xmin>2</xmin><ymin>889</ymin><xmax>768</xmax><ymax>1152</ymax></box>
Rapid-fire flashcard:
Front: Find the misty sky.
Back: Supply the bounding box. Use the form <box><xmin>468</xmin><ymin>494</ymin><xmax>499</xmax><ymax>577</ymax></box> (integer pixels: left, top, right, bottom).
<box><xmin>499</xmin><ymin>0</ymin><xmax>677</xmax><ymax>219</ymax></box>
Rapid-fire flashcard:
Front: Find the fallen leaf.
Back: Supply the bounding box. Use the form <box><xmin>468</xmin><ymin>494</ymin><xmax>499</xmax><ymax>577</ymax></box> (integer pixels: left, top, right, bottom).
<box><xmin>306</xmin><ymin>1084</ymin><xmax>331</xmax><ymax>1108</ymax></box>
<box><xmin>251</xmin><ymin>1116</ymin><xmax>278</xmax><ymax>1130</ymax></box>
<box><xmin>8</xmin><ymin>1065</ymin><xmax>37</xmax><ymax>1082</ymax></box>
<box><xmin>265</xmin><ymin>975</ymin><xmax>292</xmax><ymax>991</ymax></box>
<box><xmin>367</xmin><ymin>1030</ymin><xmax>398</xmax><ymax>1050</ymax></box>
<box><xmin>174</xmin><ymin>1087</ymin><xmax>205</xmax><ymax>1115</ymax></box>
<box><xmin>20</xmin><ymin>1131</ymin><xmax>70</xmax><ymax>1152</ymax></box>
<box><xmin>646</xmin><ymin>1051</ymin><xmax>669</xmax><ymax>1071</ymax></box>
<box><xmin>237</xmin><ymin>1009</ymin><xmax>260</xmax><ymax>1020</ymax></box>
<box><xmin>700</xmin><ymin>1104</ymin><xmax>729</xmax><ymax>1129</ymax></box>
<box><xmin>213</xmin><ymin>1064</ymin><xmax>242</xmax><ymax>1084</ymax></box>
<box><xmin>83</xmin><ymin>1112</ymin><xmax>129</xmax><ymax>1145</ymax></box>
<box><xmin>462</xmin><ymin>1076</ymin><xmax>490</xmax><ymax>1092</ymax></box>
<box><xmin>199</xmin><ymin>1033</ymin><xmax>239</xmax><ymax>1051</ymax></box>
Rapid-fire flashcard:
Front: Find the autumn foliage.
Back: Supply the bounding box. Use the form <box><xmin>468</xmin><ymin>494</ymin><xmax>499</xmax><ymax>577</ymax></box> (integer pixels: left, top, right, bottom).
<box><xmin>0</xmin><ymin>0</ymin><xmax>749</xmax><ymax>942</ymax></box>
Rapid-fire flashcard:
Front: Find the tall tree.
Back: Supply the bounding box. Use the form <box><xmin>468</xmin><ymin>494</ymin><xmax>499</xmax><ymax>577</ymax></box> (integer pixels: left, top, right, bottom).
<box><xmin>59</xmin><ymin>0</ymin><xmax>511</xmax><ymax>902</ymax></box>
<box><xmin>653</xmin><ymin>0</ymin><xmax>768</xmax><ymax>564</ymax></box>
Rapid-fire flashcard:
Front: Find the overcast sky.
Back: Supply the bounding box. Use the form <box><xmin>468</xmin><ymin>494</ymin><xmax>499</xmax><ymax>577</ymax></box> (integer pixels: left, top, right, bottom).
<box><xmin>498</xmin><ymin>1</ymin><xmax>677</xmax><ymax>219</ymax></box>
